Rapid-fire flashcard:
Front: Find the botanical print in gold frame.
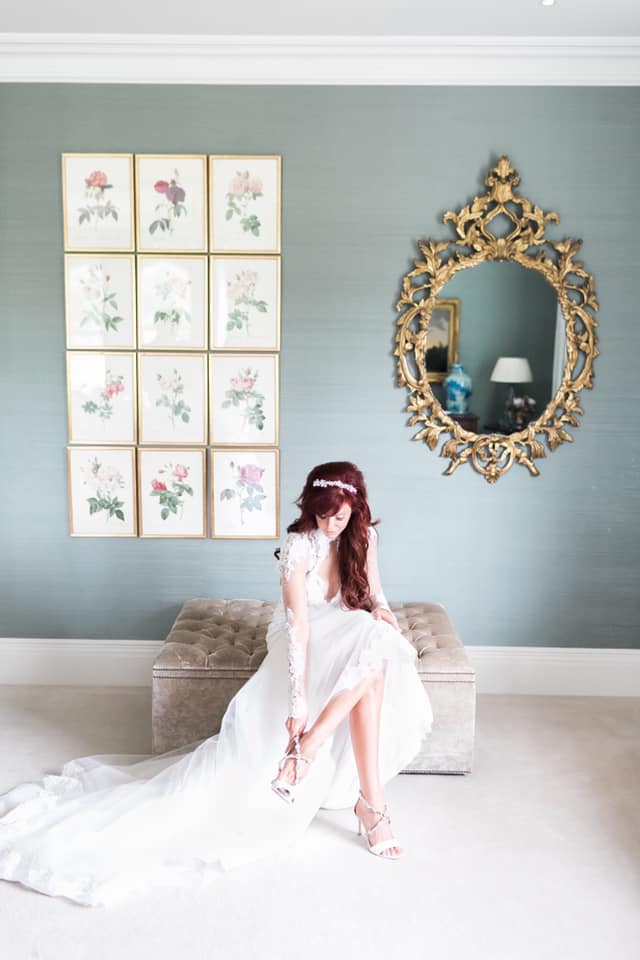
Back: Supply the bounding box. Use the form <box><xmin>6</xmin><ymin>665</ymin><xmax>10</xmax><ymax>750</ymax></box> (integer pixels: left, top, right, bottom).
<box><xmin>135</xmin><ymin>155</ymin><xmax>208</xmax><ymax>254</ymax></box>
<box><xmin>138</xmin><ymin>352</ymin><xmax>208</xmax><ymax>446</ymax></box>
<box><xmin>62</xmin><ymin>153</ymin><xmax>134</xmax><ymax>252</ymax></box>
<box><xmin>210</xmin><ymin>155</ymin><xmax>281</xmax><ymax>254</ymax></box>
<box><xmin>210</xmin><ymin>447</ymin><xmax>279</xmax><ymax>539</ymax></box>
<box><xmin>137</xmin><ymin>255</ymin><xmax>208</xmax><ymax>350</ymax></box>
<box><xmin>426</xmin><ymin>299</ymin><xmax>460</xmax><ymax>383</ymax></box>
<box><xmin>137</xmin><ymin>447</ymin><xmax>207</xmax><ymax>539</ymax></box>
<box><xmin>65</xmin><ymin>254</ymin><xmax>136</xmax><ymax>350</ymax></box>
<box><xmin>67</xmin><ymin>445</ymin><xmax>137</xmax><ymax>537</ymax></box>
<box><xmin>67</xmin><ymin>351</ymin><xmax>137</xmax><ymax>445</ymax></box>
<box><xmin>210</xmin><ymin>255</ymin><xmax>281</xmax><ymax>351</ymax></box>
<box><xmin>209</xmin><ymin>353</ymin><xmax>279</xmax><ymax>447</ymax></box>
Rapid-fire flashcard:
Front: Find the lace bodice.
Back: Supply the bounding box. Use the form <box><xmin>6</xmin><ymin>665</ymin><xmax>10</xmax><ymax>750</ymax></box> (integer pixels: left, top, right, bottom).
<box><xmin>277</xmin><ymin>527</ymin><xmax>341</xmax><ymax>607</ymax></box>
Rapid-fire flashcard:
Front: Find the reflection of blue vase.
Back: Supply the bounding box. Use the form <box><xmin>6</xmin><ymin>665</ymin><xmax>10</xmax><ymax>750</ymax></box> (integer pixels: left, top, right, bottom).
<box><xmin>444</xmin><ymin>363</ymin><xmax>473</xmax><ymax>414</ymax></box>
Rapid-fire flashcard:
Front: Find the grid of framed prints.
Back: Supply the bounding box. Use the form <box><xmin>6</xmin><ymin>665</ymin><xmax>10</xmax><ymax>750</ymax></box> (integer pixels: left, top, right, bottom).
<box><xmin>63</xmin><ymin>152</ymin><xmax>282</xmax><ymax>539</ymax></box>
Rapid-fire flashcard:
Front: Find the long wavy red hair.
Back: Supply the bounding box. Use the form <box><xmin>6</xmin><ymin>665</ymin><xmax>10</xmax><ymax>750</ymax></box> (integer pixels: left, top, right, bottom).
<box><xmin>287</xmin><ymin>461</ymin><xmax>379</xmax><ymax>612</ymax></box>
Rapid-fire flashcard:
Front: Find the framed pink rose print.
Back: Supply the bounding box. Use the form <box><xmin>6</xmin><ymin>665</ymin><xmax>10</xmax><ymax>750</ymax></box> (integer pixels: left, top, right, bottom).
<box><xmin>67</xmin><ymin>351</ymin><xmax>136</xmax><ymax>444</ymax></box>
<box><xmin>210</xmin><ymin>155</ymin><xmax>281</xmax><ymax>254</ymax></box>
<box><xmin>137</xmin><ymin>448</ymin><xmax>207</xmax><ymax>538</ymax></box>
<box><xmin>209</xmin><ymin>353</ymin><xmax>278</xmax><ymax>446</ymax></box>
<box><xmin>210</xmin><ymin>448</ymin><xmax>279</xmax><ymax>539</ymax></box>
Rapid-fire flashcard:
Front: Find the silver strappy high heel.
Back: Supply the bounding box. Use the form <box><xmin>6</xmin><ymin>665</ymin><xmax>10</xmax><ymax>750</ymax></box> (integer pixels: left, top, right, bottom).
<box><xmin>353</xmin><ymin>789</ymin><xmax>402</xmax><ymax>859</ymax></box>
<box><xmin>271</xmin><ymin>734</ymin><xmax>314</xmax><ymax>804</ymax></box>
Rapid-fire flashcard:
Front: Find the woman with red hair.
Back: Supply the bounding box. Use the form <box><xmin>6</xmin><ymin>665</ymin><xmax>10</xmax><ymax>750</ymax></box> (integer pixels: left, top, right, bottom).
<box><xmin>0</xmin><ymin>461</ymin><xmax>432</xmax><ymax>905</ymax></box>
<box><xmin>269</xmin><ymin>461</ymin><xmax>433</xmax><ymax>860</ymax></box>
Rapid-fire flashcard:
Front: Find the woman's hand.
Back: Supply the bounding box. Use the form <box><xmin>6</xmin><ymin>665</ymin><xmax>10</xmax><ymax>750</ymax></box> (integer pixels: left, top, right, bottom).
<box><xmin>372</xmin><ymin>605</ymin><xmax>401</xmax><ymax>632</ymax></box>
<box><xmin>285</xmin><ymin>712</ymin><xmax>308</xmax><ymax>747</ymax></box>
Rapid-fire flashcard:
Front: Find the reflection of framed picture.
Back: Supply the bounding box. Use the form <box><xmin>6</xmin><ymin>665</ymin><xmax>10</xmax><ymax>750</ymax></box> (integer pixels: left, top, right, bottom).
<box><xmin>138</xmin><ymin>352</ymin><xmax>207</xmax><ymax>445</ymax></box>
<box><xmin>138</xmin><ymin>448</ymin><xmax>207</xmax><ymax>538</ymax></box>
<box><xmin>210</xmin><ymin>353</ymin><xmax>278</xmax><ymax>446</ymax></box>
<box><xmin>210</xmin><ymin>255</ymin><xmax>280</xmax><ymax>351</ymax></box>
<box><xmin>426</xmin><ymin>298</ymin><xmax>460</xmax><ymax>382</ymax></box>
<box><xmin>62</xmin><ymin>154</ymin><xmax>134</xmax><ymax>252</ymax></box>
<box><xmin>137</xmin><ymin>255</ymin><xmax>207</xmax><ymax>349</ymax></box>
<box><xmin>210</xmin><ymin>448</ymin><xmax>279</xmax><ymax>539</ymax></box>
<box><xmin>210</xmin><ymin>156</ymin><xmax>281</xmax><ymax>254</ymax></box>
<box><xmin>67</xmin><ymin>446</ymin><xmax>137</xmax><ymax>536</ymax></box>
<box><xmin>135</xmin><ymin>155</ymin><xmax>207</xmax><ymax>253</ymax></box>
<box><xmin>65</xmin><ymin>254</ymin><xmax>136</xmax><ymax>350</ymax></box>
<box><xmin>67</xmin><ymin>351</ymin><xmax>136</xmax><ymax>444</ymax></box>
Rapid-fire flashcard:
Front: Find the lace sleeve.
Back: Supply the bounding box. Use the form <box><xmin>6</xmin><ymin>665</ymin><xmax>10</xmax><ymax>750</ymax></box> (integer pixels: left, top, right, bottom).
<box><xmin>277</xmin><ymin>533</ymin><xmax>311</xmax><ymax>719</ymax></box>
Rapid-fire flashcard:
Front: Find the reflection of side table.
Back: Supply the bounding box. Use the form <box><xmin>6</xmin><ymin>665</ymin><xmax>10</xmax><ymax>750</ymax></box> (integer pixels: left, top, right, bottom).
<box><xmin>448</xmin><ymin>412</ymin><xmax>478</xmax><ymax>433</ymax></box>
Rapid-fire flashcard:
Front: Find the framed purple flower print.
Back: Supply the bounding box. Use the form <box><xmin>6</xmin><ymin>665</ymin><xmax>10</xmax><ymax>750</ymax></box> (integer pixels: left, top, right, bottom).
<box><xmin>135</xmin><ymin>155</ymin><xmax>207</xmax><ymax>253</ymax></box>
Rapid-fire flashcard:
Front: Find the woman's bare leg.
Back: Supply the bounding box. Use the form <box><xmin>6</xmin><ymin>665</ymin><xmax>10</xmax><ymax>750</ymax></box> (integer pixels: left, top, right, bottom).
<box><xmin>273</xmin><ymin>669</ymin><xmax>380</xmax><ymax>785</ymax></box>
<box><xmin>349</xmin><ymin>668</ymin><xmax>401</xmax><ymax>857</ymax></box>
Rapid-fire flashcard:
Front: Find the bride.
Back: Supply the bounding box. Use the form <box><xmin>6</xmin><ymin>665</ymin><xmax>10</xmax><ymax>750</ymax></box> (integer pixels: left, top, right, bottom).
<box><xmin>0</xmin><ymin>461</ymin><xmax>433</xmax><ymax>906</ymax></box>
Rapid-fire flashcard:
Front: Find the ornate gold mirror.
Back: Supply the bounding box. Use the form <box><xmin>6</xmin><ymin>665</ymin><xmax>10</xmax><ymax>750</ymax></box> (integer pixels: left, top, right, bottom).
<box><xmin>394</xmin><ymin>155</ymin><xmax>599</xmax><ymax>483</ymax></box>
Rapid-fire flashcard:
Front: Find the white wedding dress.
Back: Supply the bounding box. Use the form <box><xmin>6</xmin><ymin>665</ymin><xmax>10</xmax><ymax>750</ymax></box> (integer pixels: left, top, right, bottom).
<box><xmin>0</xmin><ymin>526</ymin><xmax>433</xmax><ymax>907</ymax></box>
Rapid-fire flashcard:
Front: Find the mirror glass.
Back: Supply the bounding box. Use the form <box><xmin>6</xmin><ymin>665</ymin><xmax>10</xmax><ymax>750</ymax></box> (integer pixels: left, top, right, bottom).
<box><xmin>429</xmin><ymin>261</ymin><xmax>562</xmax><ymax>432</ymax></box>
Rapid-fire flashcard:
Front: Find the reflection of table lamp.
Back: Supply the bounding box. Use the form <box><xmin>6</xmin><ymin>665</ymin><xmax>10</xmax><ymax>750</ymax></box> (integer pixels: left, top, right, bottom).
<box><xmin>490</xmin><ymin>356</ymin><xmax>533</xmax><ymax>431</ymax></box>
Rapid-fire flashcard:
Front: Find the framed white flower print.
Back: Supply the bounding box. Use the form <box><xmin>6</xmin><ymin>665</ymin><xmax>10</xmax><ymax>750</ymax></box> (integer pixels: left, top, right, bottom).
<box><xmin>67</xmin><ymin>446</ymin><xmax>137</xmax><ymax>536</ymax></box>
<box><xmin>65</xmin><ymin>254</ymin><xmax>136</xmax><ymax>350</ymax></box>
<box><xmin>210</xmin><ymin>353</ymin><xmax>278</xmax><ymax>446</ymax></box>
<box><xmin>138</xmin><ymin>448</ymin><xmax>206</xmax><ymax>538</ymax></box>
<box><xmin>210</xmin><ymin>156</ymin><xmax>281</xmax><ymax>254</ymax></box>
<box><xmin>136</xmin><ymin>155</ymin><xmax>207</xmax><ymax>253</ymax></box>
<box><xmin>210</xmin><ymin>448</ymin><xmax>279</xmax><ymax>539</ymax></box>
<box><xmin>67</xmin><ymin>351</ymin><xmax>136</xmax><ymax>444</ymax></box>
<box><xmin>62</xmin><ymin>154</ymin><xmax>134</xmax><ymax>252</ymax></box>
<box><xmin>210</xmin><ymin>255</ymin><xmax>280</xmax><ymax>351</ymax></box>
<box><xmin>138</xmin><ymin>353</ymin><xmax>207</xmax><ymax>445</ymax></box>
<box><xmin>137</xmin><ymin>256</ymin><xmax>207</xmax><ymax>350</ymax></box>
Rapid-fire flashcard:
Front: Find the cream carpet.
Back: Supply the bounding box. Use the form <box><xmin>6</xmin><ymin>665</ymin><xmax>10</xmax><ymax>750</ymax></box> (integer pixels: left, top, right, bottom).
<box><xmin>0</xmin><ymin>686</ymin><xmax>638</xmax><ymax>960</ymax></box>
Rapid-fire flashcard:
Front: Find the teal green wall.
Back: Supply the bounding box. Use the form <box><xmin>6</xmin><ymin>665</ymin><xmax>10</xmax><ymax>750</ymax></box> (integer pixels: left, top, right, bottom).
<box><xmin>1</xmin><ymin>85</ymin><xmax>639</xmax><ymax>649</ymax></box>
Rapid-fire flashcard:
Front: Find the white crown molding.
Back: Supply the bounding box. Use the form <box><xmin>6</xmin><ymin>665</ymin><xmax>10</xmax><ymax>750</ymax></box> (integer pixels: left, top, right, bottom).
<box><xmin>1</xmin><ymin>33</ymin><xmax>639</xmax><ymax>85</ymax></box>
<box><xmin>1</xmin><ymin>637</ymin><xmax>639</xmax><ymax>696</ymax></box>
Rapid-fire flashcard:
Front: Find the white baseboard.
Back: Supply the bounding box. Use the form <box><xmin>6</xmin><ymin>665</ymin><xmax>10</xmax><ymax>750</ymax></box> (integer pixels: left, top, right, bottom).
<box><xmin>0</xmin><ymin>638</ymin><xmax>638</xmax><ymax>696</ymax></box>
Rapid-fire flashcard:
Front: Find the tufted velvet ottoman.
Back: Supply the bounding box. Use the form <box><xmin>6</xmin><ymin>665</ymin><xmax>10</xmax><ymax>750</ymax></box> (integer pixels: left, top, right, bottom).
<box><xmin>152</xmin><ymin>599</ymin><xmax>476</xmax><ymax>774</ymax></box>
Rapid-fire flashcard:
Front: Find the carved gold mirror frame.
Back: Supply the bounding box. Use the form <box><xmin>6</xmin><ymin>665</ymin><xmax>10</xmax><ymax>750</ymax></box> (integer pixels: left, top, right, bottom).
<box><xmin>394</xmin><ymin>155</ymin><xmax>599</xmax><ymax>483</ymax></box>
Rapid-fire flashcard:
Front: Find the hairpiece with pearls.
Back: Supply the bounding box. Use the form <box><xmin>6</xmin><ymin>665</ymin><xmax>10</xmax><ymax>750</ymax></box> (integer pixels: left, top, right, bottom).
<box><xmin>312</xmin><ymin>478</ymin><xmax>357</xmax><ymax>495</ymax></box>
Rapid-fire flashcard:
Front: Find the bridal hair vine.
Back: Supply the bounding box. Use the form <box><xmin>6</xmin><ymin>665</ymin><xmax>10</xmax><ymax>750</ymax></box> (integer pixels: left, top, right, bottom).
<box><xmin>312</xmin><ymin>478</ymin><xmax>357</xmax><ymax>495</ymax></box>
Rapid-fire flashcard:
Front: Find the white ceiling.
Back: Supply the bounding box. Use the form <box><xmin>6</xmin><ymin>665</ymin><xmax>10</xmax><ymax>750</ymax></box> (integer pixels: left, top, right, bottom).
<box><xmin>2</xmin><ymin>0</ymin><xmax>639</xmax><ymax>37</ymax></box>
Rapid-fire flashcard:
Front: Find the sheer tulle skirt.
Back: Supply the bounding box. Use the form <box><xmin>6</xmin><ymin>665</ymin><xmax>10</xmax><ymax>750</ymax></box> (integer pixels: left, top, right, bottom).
<box><xmin>0</xmin><ymin>601</ymin><xmax>432</xmax><ymax>906</ymax></box>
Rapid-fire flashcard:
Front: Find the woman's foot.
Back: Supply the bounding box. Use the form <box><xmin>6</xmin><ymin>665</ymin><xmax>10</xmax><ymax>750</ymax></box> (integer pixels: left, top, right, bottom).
<box><xmin>273</xmin><ymin>730</ymin><xmax>321</xmax><ymax>787</ymax></box>
<box><xmin>355</xmin><ymin>792</ymin><xmax>402</xmax><ymax>858</ymax></box>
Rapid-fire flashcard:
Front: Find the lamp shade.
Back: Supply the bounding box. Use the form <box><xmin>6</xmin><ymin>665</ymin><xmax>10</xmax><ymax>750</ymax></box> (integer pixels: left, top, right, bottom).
<box><xmin>490</xmin><ymin>356</ymin><xmax>533</xmax><ymax>383</ymax></box>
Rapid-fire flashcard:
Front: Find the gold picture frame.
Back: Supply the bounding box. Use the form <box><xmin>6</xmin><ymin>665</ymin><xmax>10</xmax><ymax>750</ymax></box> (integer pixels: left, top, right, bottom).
<box><xmin>137</xmin><ymin>447</ymin><xmax>208</xmax><ymax>539</ymax></box>
<box><xmin>67</xmin><ymin>445</ymin><xmax>137</xmax><ymax>536</ymax></box>
<box><xmin>210</xmin><ymin>447</ymin><xmax>280</xmax><ymax>539</ymax></box>
<box><xmin>210</xmin><ymin>155</ymin><xmax>282</xmax><ymax>254</ymax></box>
<box><xmin>425</xmin><ymin>298</ymin><xmax>460</xmax><ymax>383</ymax></box>
<box><xmin>135</xmin><ymin>154</ymin><xmax>208</xmax><ymax>254</ymax></box>
<box><xmin>62</xmin><ymin>153</ymin><xmax>134</xmax><ymax>252</ymax></box>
